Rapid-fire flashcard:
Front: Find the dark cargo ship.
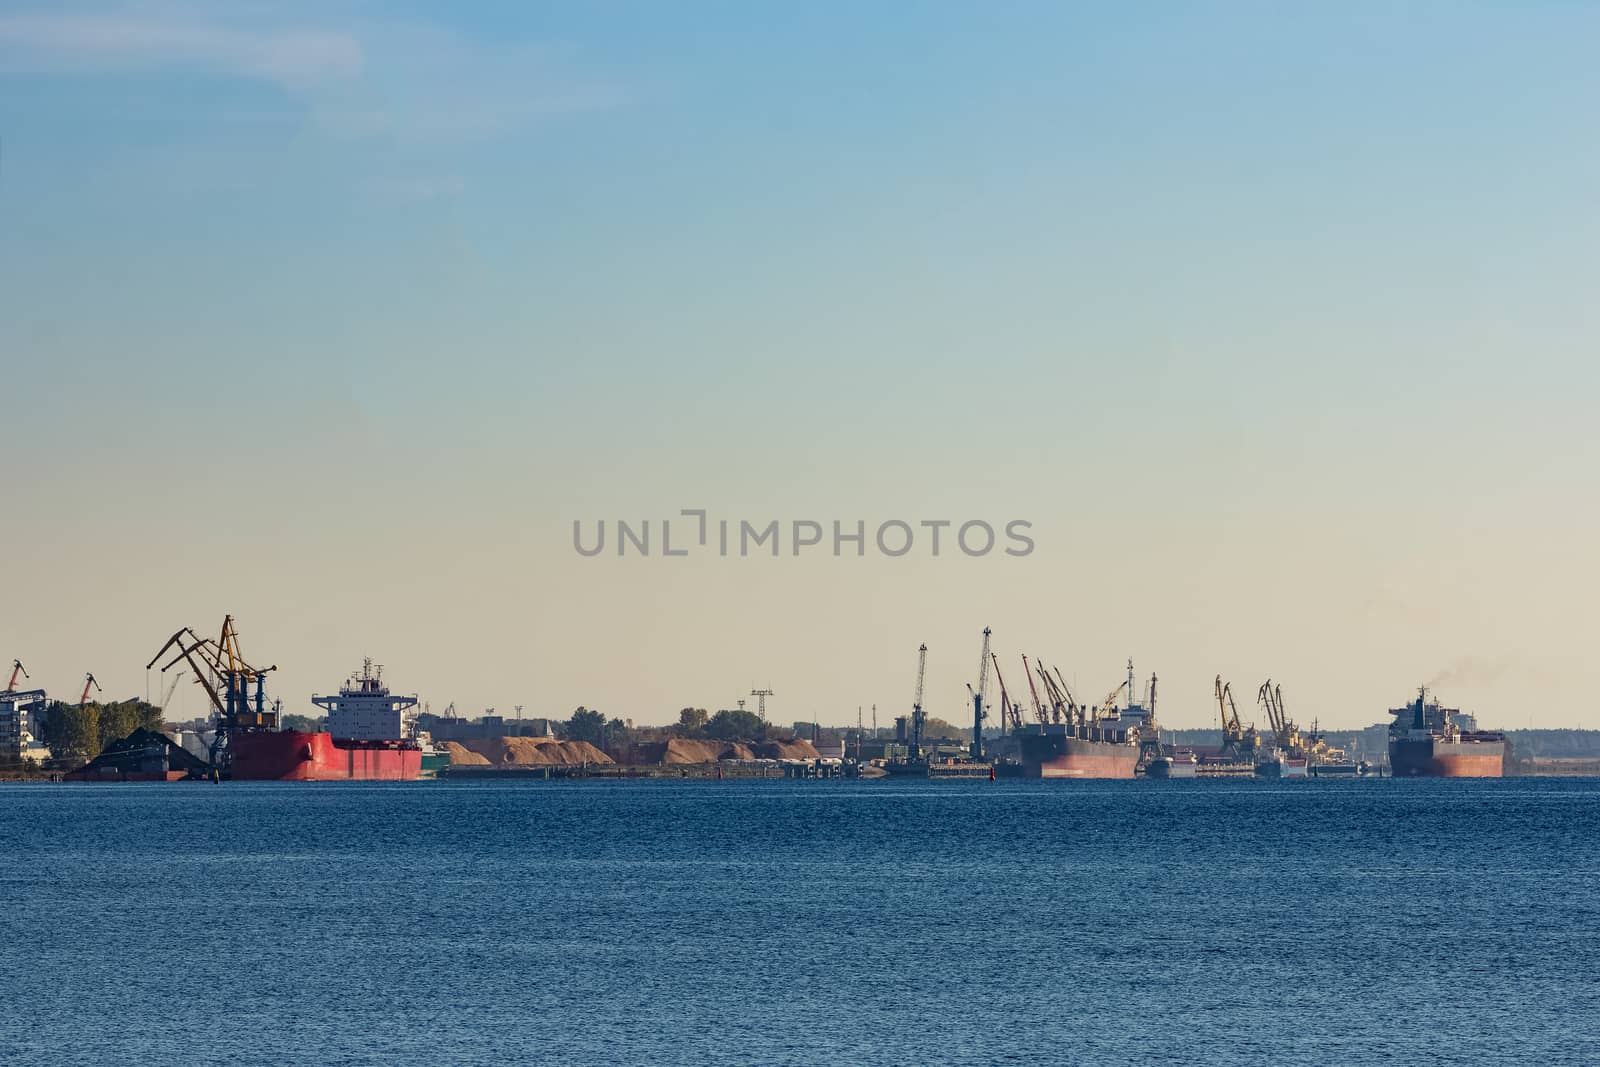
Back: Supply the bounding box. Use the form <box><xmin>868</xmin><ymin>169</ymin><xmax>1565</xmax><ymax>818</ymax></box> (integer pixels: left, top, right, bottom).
<box><xmin>1013</xmin><ymin>660</ymin><xmax>1149</xmax><ymax>779</ymax></box>
<box><xmin>1388</xmin><ymin>688</ymin><xmax>1505</xmax><ymax>778</ymax></box>
<box><xmin>1016</xmin><ymin>723</ymin><xmax>1142</xmax><ymax>778</ymax></box>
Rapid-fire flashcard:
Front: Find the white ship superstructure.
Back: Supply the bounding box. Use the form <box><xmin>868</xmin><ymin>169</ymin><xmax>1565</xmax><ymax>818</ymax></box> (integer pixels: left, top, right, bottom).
<box><xmin>312</xmin><ymin>659</ymin><xmax>419</xmax><ymax>742</ymax></box>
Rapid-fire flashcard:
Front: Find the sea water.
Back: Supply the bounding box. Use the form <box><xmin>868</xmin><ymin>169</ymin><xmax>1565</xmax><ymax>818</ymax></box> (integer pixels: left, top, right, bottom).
<box><xmin>2</xmin><ymin>778</ymin><xmax>1597</xmax><ymax>1065</ymax></box>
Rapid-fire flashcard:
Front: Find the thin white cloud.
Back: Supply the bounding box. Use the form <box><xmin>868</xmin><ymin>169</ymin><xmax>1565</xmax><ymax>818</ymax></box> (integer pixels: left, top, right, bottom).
<box><xmin>0</xmin><ymin>7</ymin><xmax>620</xmax><ymax>141</ymax></box>
<box><xmin>0</xmin><ymin>12</ymin><xmax>362</xmax><ymax>87</ymax></box>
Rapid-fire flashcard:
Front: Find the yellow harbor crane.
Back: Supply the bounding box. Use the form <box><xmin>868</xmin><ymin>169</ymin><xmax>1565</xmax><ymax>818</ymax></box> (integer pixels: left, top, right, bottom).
<box><xmin>147</xmin><ymin>615</ymin><xmax>278</xmax><ymax>767</ymax></box>
<box><xmin>1258</xmin><ymin>679</ymin><xmax>1306</xmax><ymax>757</ymax></box>
<box><xmin>1215</xmin><ymin>675</ymin><xmax>1260</xmax><ymax>762</ymax></box>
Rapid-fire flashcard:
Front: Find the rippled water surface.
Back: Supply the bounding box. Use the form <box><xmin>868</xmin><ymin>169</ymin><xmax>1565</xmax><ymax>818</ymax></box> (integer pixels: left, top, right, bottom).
<box><xmin>3</xmin><ymin>777</ymin><xmax>1598</xmax><ymax>1065</ymax></box>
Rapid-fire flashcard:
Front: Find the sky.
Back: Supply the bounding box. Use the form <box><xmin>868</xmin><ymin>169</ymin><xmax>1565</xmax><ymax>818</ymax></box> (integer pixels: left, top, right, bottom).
<box><xmin>2</xmin><ymin>1</ymin><xmax>1597</xmax><ymax>732</ymax></box>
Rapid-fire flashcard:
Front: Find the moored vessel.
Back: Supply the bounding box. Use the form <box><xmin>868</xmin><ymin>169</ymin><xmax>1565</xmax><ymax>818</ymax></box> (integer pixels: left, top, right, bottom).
<box><xmin>1013</xmin><ymin>660</ymin><xmax>1150</xmax><ymax>779</ymax></box>
<box><xmin>1387</xmin><ymin>688</ymin><xmax>1505</xmax><ymax>778</ymax></box>
<box><xmin>146</xmin><ymin>618</ymin><xmax>424</xmax><ymax>782</ymax></box>
<box><xmin>1310</xmin><ymin>759</ymin><xmax>1365</xmax><ymax>777</ymax></box>
<box><xmin>1017</xmin><ymin>724</ymin><xmax>1142</xmax><ymax>778</ymax></box>
<box><xmin>240</xmin><ymin>658</ymin><xmax>424</xmax><ymax>781</ymax></box>
<box><xmin>1145</xmin><ymin>749</ymin><xmax>1199</xmax><ymax>779</ymax></box>
<box><xmin>1254</xmin><ymin>754</ymin><xmax>1309</xmax><ymax>779</ymax></box>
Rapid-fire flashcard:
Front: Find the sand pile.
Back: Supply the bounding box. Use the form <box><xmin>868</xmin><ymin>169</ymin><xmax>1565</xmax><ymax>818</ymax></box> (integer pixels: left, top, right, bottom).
<box><xmin>442</xmin><ymin>742</ymin><xmax>490</xmax><ymax>766</ymax></box>
<box><xmin>561</xmin><ymin>740</ymin><xmax>611</xmax><ymax>764</ymax></box>
<box><xmin>661</xmin><ymin>738</ymin><xmax>727</xmax><ymax>764</ymax></box>
<box><xmin>630</xmin><ymin>739</ymin><xmax>810</xmax><ymax>764</ymax></box>
<box><xmin>458</xmin><ymin>736</ymin><xmax>615</xmax><ymax>766</ymax></box>
<box><xmin>755</xmin><ymin>739</ymin><xmax>821</xmax><ymax>760</ymax></box>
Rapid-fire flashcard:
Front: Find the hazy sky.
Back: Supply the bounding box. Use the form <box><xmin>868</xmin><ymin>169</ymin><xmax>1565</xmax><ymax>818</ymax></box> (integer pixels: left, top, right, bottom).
<box><xmin>2</xmin><ymin>2</ymin><xmax>1597</xmax><ymax>732</ymax></box>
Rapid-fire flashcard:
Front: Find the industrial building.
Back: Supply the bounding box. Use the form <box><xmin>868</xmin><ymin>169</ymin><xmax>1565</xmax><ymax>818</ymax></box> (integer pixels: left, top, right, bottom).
<box><xmin>0</xmin><ymin>660</ymin><xmax>49</xmax><ymax>764</ymax></box>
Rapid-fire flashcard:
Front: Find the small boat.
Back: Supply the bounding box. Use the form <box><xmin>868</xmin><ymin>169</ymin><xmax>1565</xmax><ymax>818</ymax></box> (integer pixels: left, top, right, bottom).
<box><xmin>1145</xmin><ymin>749</ymin><xmax>1199</xmax><ymax>779</ymax></box>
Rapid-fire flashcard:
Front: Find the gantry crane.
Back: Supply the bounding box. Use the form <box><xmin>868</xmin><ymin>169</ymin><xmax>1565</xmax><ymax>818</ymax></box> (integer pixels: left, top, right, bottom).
<box><xmin>1135</xmin><ymin>672</ymin><xmax>1164</xmax><ymax>768</ymax></box>
<box><xmin>148</xmin><ymin>615</ymin><xmax>278</xmax><ymax>768</ymax></box>
<box><xmin>971</xmin><ymin>627</ymin><xmax>991</xmax><ymax>759</ymax></box>
<box><xmin>1257</xmin><ymin>679</ymin><xmax>1303</xmax><ymax>756</ymax></box>
<box><xmin>906</xmin><ymin>644</ymin><xmax>929</xmax><ymax>761</ymax></box>
<box><xmin>1215</xmin><ymin>675</ymin><xmax>1259</xmax><ymax>762</ymax></box>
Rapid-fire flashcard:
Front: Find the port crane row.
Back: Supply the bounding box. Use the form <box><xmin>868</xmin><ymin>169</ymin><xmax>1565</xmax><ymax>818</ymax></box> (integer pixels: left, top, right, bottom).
<box><xmin>4</xmin><ymin>660</ymin><xmax>116</xmax><ymax>710</ymax></box>
<box><xmin>914</xmin><ymin>630</ymin><xmax>1338</xmax><ymax>764</ymax></box>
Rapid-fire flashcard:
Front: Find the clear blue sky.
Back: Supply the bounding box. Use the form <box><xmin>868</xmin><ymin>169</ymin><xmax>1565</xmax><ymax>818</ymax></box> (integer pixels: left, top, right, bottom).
<box><xmin>2</xmin><ymin>2</ymin><xmax>1596</xmax><ymax>729</ymax></box>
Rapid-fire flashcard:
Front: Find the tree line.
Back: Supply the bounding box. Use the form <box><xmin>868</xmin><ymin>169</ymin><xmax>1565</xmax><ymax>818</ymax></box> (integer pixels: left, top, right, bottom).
<box><xmin>39</xmin><ymin>699</ymin><xmax>164</xmax><ymax>766</ymax></box>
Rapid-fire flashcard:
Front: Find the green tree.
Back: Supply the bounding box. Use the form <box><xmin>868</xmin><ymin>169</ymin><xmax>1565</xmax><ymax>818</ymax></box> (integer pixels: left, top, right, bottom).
<box><xmin>676</xmin><ymin>707</ymin><xmax>708</xmax><ymax>737</ymax></box>
<box><xmin>923</xmin><ymin>717</ymin><xmax>969</xmax><ymax>742</ymax></box>
<box><xmin>705</xmin><ymin>708</ymin><xmax>767</xmax><ymax>742</ymax></box>
<box><xmin>565</xmin><ymin>706</ymin><xmax>607</xmax><ymax>745</ymax></box>
<box><xmin>96</xmin><ymin>700</ymin><xmax>161</xmax><ymax>751</ymax></box>
<box><xmin>281</xmin><ymin>714</ymin><xmax>321</xmax><ymax>733</ymax></box>
<box><xmin>40</xmin><ymin>698</ymin><xmax>162</xmax><ymax>764</ymax></box>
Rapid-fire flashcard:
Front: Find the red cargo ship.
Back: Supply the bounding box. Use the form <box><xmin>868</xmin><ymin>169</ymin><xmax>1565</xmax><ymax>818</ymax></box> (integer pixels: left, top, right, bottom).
<box><xmin>229</xmin><ymin>729</ymin><xmax>421</xmax><ymax>781</ymax></box>
<box><xmin>225</xmin><ymin>659</ymin><xmax>423</xmax><ymax>781</ymax></box>
<box><xmin>1387</xmin><ymin>688</ymin><xmax>1506</xmax><ymax>778</ymax></box>
<box><xmin>147</xmin><ymin>619</ymin><xmax>425</xmax><ymax>782</ymax></box>
<box><xmin>233</xmin><ymin>658</ymin><xmax>420</xmax><ymax>781</ymax></box>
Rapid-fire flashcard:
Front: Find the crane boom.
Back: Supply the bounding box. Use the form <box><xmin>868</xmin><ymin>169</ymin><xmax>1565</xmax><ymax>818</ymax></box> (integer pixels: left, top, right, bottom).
<box><xmin>160</xmin><ymin>671</ymin><xmax>186</xmax><ymax>712</ymax></box>
<box><xmin>1049</xmin><ymin>667</ymin><xmax>1087</xmax><ymax>729</ymax></box>
<box><xmin>990</xmin><ymin>653</ymin><xmax>1020</xmax><ymax>732</ymax></box>
<box><xmin>7</xmin><ymin>659</ymin><xmax>27</xmax><ymax>691</ymax></box>
<box><xmin>975</xmin><ymin>629</ymin><xmax>992</xmax><ymax>709</ymax></box>
<box><xmin>913</xmin><ymin>644</ymin><xmax>927</xmax><ymax>712</ymax></box>
<box><xmin>1037</xmin><ymin>663</ymin><xmax>1068</xmax><ymax>723</ymax></box>
<box><xmin>80</xmin><ymin>672</ymin><xmax>101</xmax><ymax>705</ymax></box>
<box><xmin>1218</xmin><ymin>675</ymin><xmax>1247</xmax><ymax>739</ymax></box>
<box><xmin>1050</xmin><ymin>667</ymin><xmax>1078</xmax><ymax>716</ymax></box>
<box><xmin>1021</xmin><ymin>655</ymin><xmax>1047</xmax><ymax>724</ymax></box>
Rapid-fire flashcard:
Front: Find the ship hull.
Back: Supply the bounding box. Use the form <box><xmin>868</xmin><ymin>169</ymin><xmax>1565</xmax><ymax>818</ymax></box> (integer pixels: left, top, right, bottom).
<box><xmin>1255</xmin><ymin>758</ymin><xmax>1309</xmax><ymax>779</ymax></box>
<box><xmin>1389</xmin><ymin>737</ymin><xmax>1505</xmax><ymax>778</ymax></box>
<box><xmin>229</xmin><ymin>730</ymin><xmax>422</xmax><ymax>781</ymax></box>
<box><xmin>1016</xmin><ymin>730</ymin><xmax>1139</xmax><ymax>779</ymax></box>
